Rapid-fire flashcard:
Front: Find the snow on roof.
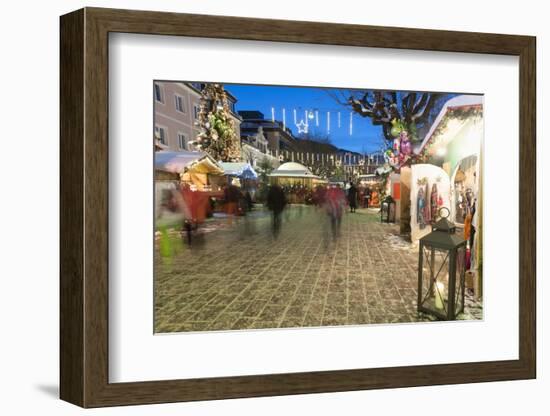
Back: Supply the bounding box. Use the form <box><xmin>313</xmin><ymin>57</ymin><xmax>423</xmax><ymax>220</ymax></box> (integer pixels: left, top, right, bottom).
<box><xmin>276</xmin><ymin>162</ymin><xmax>312</xmax><ymax>172</ymax></box>
<box><xmin>270</xmin><ymin>162</ymin><xmax>321</xmax><ymax>178</ymax></box>
<box><xmin>218</xmin><ymin>162</ymin><xmax>258</xmax><ymax>179</ymax></box>
<box><xmin>154</xmin><ymin>151</ymin><xmax>223</xmax><ymax>174</ymax></box>
<box><xmin>416</xmin><ymin>95</ymin><xmax>484</xmax><ymax>154</ymax></box>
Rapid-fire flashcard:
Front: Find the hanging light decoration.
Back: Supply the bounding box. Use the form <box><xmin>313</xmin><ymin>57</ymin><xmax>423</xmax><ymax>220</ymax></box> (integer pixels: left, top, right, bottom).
<box><xmin>296</xmin><ymin>119</ymin><xmax>308</xmax><ymax>134</ymax></box>
<box><xmin>268</xmin><ymin>105</ymin><xmax>355</xmax><ymax>137</ymax></box>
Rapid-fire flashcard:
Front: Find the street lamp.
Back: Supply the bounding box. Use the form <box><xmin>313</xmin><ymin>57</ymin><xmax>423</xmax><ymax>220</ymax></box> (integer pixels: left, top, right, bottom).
<box><xmin>417</xmin><ymin>210</ymin><xmax>467</xmax><ymax>320</ymax></box>
<box><xmin>380</xmin><ymin>195</ymin><xmax>396</xmax><ymax>223</ymax></box>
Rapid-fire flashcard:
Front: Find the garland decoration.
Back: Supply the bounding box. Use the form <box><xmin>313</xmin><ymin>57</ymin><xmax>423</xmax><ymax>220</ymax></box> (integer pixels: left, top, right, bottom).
<box><xmin>193</xmin><ymin>84</ymin><xmax>241</xmax><ymax>162</ymax></box>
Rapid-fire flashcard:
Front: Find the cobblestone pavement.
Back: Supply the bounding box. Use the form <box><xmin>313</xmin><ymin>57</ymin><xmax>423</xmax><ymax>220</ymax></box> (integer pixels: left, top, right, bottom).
<box><xmin>155</xmin><ymin>206</ymin><xmax>482</xmax><ymax>333</ymax></box>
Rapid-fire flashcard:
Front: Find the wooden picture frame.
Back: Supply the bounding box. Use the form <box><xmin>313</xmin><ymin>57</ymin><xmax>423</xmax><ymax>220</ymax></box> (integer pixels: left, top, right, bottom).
<box><xmin>60</xmin><ymin>7</ymin><xmax>536</xmax><ymax>408</ymax></box>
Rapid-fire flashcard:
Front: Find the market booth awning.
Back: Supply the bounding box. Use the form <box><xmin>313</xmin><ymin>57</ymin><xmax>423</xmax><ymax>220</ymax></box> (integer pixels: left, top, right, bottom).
<box><xmin>269</xmin><ymin>162</ymin><xmax>327</xmax><ymax>187</ymax></box>
<box><xmin>269</xmin><ymin>162</ymin><xmax>321</xmax><ymax>179</ymax></box>
<box><xmin>218</xmin><ymin>162</ymin><xmax>258</xmax><ymax>179</ymax></box>
<box><xmin>414</xmin><ymin>95</ymin><xmax>483</xmax><ymax>167</ymax></box>
<box><xmin>155</xmin><ymin>151</ymin><xmax>224</xmax><ymax>175</ymax></box>
<box><xmin>357</xmin><ymin>174</ymin><xmax>382</xmax><ymax>185</ymax></box>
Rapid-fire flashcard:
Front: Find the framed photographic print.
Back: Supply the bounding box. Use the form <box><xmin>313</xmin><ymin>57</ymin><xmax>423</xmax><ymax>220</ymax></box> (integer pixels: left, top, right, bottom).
<box><xmin>60</xmin><ymin>7</ymin><xmax>536</xmax><ymax>408</ymax></box>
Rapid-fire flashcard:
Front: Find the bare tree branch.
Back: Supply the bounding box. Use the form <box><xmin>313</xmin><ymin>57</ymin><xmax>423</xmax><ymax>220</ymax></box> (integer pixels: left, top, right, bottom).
<box><xmin>412</xmin><ymin>93</ymin><xmax>428</xmax><ymax>115</ymax></box>
<box><xmin>411</xmin><ymin>93</ymin><xmax>441</xmax><ymax>121</ymax></box>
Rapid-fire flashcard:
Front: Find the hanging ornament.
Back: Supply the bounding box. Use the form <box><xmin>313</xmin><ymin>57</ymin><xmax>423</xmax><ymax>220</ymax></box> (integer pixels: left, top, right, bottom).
<box><xmin>194</xmin><ymin>83</ymin><xmax>240</xmax><ymax>162</ymax></box>
<box><xmin>327</xmin><ymin>111</ymin><xmax>331</xmax><ymax>133</ymax></box>
<box><xmin>338</xmin><ymin>112</ymin><xmax>341</xmax><ymax>128</ymax></box>
<box><xmin>293</xmin><ymin>109</ymin><xmax>297</xmax><ymax>124</ymax></box>
<box><xmin>296</xmin><ymin>119</ymin><xmax>308</xmax><ymax>134</ymax></box>
<box><xmin>308</xmin><ymin>110</ymin><xmax>315</xmax><ymax>120</ymax></box>
<box><xmin>400</xmin><ymin>130</ymin><xmax>412</xmax><ymax>156</ymax></box>
<box><xmin>349</xmin><ymin>112</ymin><xmax>353</xmax><ymax>136</ymax></box>
<box><xmin>390</xmin><ymin>118</ymin><xmax>404</xmax><ymax>137</ymax></box>
<box><xmin>282</xmin><ymin>108</ymin><xmax>286</xmax><ymax>130</ymax></box>
<box><xmin>271</xmin><ymin>107</ymin><xmax>275</xmax><ymax>122</ymax></box>
<box><xmin>315</xmin><ymin>110</ymin><xmax>319</xmax><ymax>127</ymax></box>
<box><xmin>393</xmin><ymin>136</ymin><xmax>400</xmax><ymax>153</ymax></box>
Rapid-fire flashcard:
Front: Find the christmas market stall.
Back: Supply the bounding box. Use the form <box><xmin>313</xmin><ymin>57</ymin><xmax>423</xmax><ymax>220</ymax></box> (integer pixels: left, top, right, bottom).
<box><xmin>413</xmin><ymin>94</ymin><xmax>483</xmax><ymax>298</ymax></box>
<box><xmin>155</xmin><ymin>151</ymin><xmax>224</xmax><ymax>190</ymax></box>
<box><xmin>154</xmin><ymin>151</ymin><xmax>224</xmax><ymax>214</ymax></box>
<box><xmin>415</xmin><ymin>95</ymin><xmax>483</xmax><ymax>225</ymax></box>
<box><xmin>219</xmin><ymin>162</ymin><xmax>258</xmax><ymax>188</ymax></box>
<box><xmin>269</xmin><ymin>162</ymin><xmax>327</xmax><ymax>203</ymax></box>
<box><xmin>410</xmin><ymin>164</ymin><xmax>451</xmax><ymax>242</ymax></box>
<box><xmin>154</xmin><ymin>150</ymin><xmax>226</xmax><ymax>228</ymax></box>
<box><xmin>356</xmin><ymin>174</ymin><xmax>383</xmax><ymax>208</ymax></box>
<box><xmin>357</xmin><ymin>174</ymin><xmax>381</xmax><ymax>187</ymax></box>
<box><xmin>218</xmin><ymin>162</ymin><xmax>259</xmax><ymax>207</ymax></box>
<box><xmin>269</xmin><ymin>162</ymin><xmax>325</xmax><ymax>187</ymax></box>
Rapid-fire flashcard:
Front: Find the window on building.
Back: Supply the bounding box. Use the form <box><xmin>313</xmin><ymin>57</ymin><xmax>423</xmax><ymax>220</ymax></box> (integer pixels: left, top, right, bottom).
<box><xmin>189</xmin><ymin>82</ymin><xmax>203</xmax><ymax>91</ymax></box>
<box><xmin>193</xmin><ymin>105</ymin><xmax>200</xmax><ymax>120</ymax></box>
<box><xmin>177</xmin><ymin>133</ymin><xmax>187</xmax><ymax>149</ymax></box>
<box><xmin>155</xmin><ymin>126</ymin><xmax>166</xmax><ymax>144</ymax></box>
<box><xmin>154</xmin><ymin>83</ymin><xmax>164</xmax><ymax>103</ymax></box>
<box><xmin>175</xmin><ymin>95</ymin><xmax>186</xmax><ymax>113</ymax></box>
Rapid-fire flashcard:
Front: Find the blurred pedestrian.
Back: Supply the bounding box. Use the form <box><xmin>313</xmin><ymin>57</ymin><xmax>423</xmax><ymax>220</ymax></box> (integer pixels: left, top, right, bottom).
<box><xmin>313</xmin><ymin>185</ymin><xmax>327</xmax><ymax>209</ymax></box>
<box><xmin>266</xmin><ymin>184</ymin><xmax>287</xmax><ymax>238</ymax></box>
<box><xmin>244</xmin><ymin>190</ymin><xmax>253</xmax><ymax>211</ymax></box>
<box><xmin>223</xmin><ymin>184</ymin><xmax>241</xmax><ymax>225</ymax></box>
<box><xmin>347</xmin><ymin>181</ymin><xmax>358</xmax><ymax>213</ymax></box>
<box><xmin>324</xmin><ymin>184</ymin><xmax>346</xmax><ymax>241</ymax></box>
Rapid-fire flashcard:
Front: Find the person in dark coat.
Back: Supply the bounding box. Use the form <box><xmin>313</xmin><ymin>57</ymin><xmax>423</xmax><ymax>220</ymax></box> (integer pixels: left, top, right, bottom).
<box><xmin>347</xmin><ymin>182</ymin><xmax>358</xmax><ymax>213</ymax></box>
<box><xmin>266</xmin><ymin>184</ymin><xmax>287</xmax><ymax>238</ymax></box>
<box><xmin>244</xmin><ymin>190</ymin><xmax>253</xmax><ymax>211</ymax></box>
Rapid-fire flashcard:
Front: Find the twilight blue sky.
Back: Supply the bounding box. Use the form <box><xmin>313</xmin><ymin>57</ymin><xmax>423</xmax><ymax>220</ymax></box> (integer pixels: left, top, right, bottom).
<box><xmin>225</xmin><ymin>84</ymin><xmax>385</xmax><ymax>153</ymax></box>
<box><xmin>224</xmin><ymin>84</ymin><xmax>457</xmax><ymax>154</ymax></box>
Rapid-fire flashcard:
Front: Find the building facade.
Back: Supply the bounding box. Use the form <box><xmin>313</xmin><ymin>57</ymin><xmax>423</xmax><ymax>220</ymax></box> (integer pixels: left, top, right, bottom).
<box><xmin>239</xmin><ymin>111</ymin><xmax>297</xmax><ymax>153</ymax></box>
<box><xmin>154</xmin><ymin>82</ymin><xmax>241</xmax><ymax>152</ymax></box>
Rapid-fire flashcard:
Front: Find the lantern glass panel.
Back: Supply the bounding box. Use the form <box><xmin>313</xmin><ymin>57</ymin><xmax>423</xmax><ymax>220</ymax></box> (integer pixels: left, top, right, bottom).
<box><xmin>454</xmin><ymin>244</ymin><xmax>466</xmax><ymax>315</ymax></box>
<box><xmin>381</xmin><ymin>201</ymin><xmax>388</xmax><ymax>221</ymax></box>
<box><xmin>380</xmin><ymin>198</ymin><xmax>395</xmax><ymax>223</ymax></box>
<box><xmin>420</xmin><ymin>244</ymin><xmax>450</xmax><ymax>315</ymax></box>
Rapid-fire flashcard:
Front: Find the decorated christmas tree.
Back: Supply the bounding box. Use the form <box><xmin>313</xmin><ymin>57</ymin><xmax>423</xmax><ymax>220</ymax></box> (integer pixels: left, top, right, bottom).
<box><xmin>192</xmin><ymin>84</ymin><xmax>241</xmax><ymax>162</ymax></box>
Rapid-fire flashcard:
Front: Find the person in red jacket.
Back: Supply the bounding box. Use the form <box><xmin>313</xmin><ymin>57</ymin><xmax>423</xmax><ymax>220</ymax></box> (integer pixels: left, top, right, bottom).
<box><xmin>324</xmin><ymin>184</ymin><xmax>346</xmax><ymax>241</ymax></box>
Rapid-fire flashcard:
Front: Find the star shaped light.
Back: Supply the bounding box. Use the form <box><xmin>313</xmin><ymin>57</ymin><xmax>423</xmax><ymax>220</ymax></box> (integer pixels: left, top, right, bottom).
<box><xmin>296</xmin><ymin>119</ymin><xmax>308</xmax><ymax>134</ymax></box>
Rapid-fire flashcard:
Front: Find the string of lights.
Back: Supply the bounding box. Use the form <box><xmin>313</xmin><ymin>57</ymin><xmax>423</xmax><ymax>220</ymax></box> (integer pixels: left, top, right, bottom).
<box><xmin>267</xmin><ymin>106</ymin><xmax>354</xmax><ymax>136</ymax></box>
